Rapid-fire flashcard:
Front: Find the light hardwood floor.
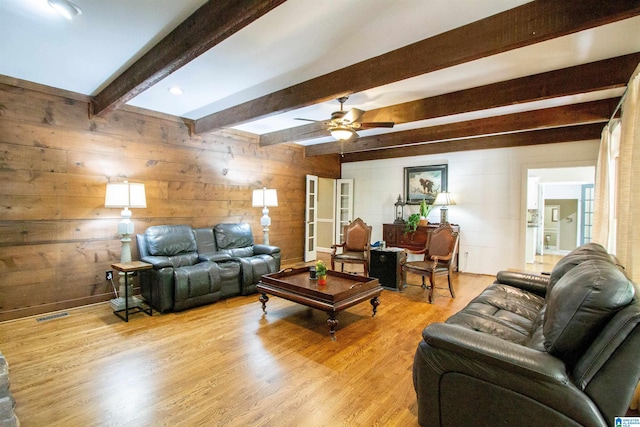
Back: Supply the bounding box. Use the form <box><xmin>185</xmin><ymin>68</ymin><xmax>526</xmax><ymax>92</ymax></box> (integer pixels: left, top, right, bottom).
<box><xmin>0</xmin><ymin>258</ymin><xmax>494</xmax><ymax>427</ymax></box>
<box><xmin>524</xmin><ymin>253</ymin><xmax>563</xmax><ymax>274</ymax></box>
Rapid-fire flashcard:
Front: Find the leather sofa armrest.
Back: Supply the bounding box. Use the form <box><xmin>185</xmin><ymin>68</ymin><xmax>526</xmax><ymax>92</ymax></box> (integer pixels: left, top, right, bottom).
<box><xmin>141</xmin><ymin>255</ymin><xmax>174</xmax><ymax>269</ymax></box>
<box><xmin>414</xmin><ymin>322</ymin><xmax>607</xmax><ymax>427</ymax></box>
<box><xmin>422</xmin><ymin>323</ymin><xmax>566</xmax><ymax>380</ymax></box>
<box><xmin>495</xmin><ymin>270</ymin><xmax>550</xmax><ymax>297</ymax></box>
<box><xmin>253</xmin><ymin>244</ymin><xmax>280</xmax><ymax>255</ymax></box>
<box><xmin>199</xmin><ymin>252</ymin><xmax>233</xmax><ymax>263</ymax></box>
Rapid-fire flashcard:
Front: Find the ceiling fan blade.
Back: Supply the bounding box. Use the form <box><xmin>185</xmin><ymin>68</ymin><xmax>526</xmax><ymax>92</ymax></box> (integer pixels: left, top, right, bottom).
<box><xmin>294</xmin><ymin>118</ymin><xmax>323</xmax><ymax>123</ymax></box>
<box><xmin>342</xmin><ymin>108</ymin><xmax>364</xmax><ymax>124</ymax></box>
<box><xmin>358</xmin><ymin>122</ymin><xmax>395</xmax><ymax>129</ymax></box>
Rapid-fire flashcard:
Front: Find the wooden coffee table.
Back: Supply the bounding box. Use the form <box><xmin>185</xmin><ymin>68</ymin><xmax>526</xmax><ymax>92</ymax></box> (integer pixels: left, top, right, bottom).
<box><xmin>257</xmin><ymin>267</ymin><xmax>382</xmax><ymax>338</ymax></box>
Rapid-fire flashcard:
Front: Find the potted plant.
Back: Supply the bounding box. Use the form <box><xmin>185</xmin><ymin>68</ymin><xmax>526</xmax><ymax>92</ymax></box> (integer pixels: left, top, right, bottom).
<box><xmin>405</xmin><ymin>213</ymin><xmax>421</xmax><ymax>233</ymax></box>
<box><xmin>316</xmin><ymin>260</ymin><xmax>327</xmax><ymax>285</ymax></box>
<box><xmin>419</xmin><ymin>198</ymin><xmax>434</xmax><ymax>226</ymax></box>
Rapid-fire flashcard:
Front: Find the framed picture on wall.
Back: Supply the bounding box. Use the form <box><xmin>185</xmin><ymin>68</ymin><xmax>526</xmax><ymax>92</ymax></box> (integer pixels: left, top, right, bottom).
<box><xmin>404</xmin><ymin>164</ymin><xmax>448</xmax><ymax>204</ymax></box>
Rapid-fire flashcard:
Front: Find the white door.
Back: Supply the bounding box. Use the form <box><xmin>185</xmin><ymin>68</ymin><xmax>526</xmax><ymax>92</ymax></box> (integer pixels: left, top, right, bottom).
<box><xmin>304</xmin><ymin>175</ymin><xmax>318</xmax><ymax>262</ymax></box>
<box><xmin>334</xmin><ymin>179</ymin><xmax>354</xmax><ymax>244</ymax></box>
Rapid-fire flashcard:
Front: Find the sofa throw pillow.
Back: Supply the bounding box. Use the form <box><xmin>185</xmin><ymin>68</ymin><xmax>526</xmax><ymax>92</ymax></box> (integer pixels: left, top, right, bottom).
<box><xmin>543</xmin><ymin>258</ymin><xmax>635</xmax><ymax>367</ymax></box>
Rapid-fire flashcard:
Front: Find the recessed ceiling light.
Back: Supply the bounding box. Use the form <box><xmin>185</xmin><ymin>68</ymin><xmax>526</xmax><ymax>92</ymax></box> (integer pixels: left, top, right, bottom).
<box><xmin>168</xmin><ymin>87</ymin><xmax>184</xmax><ymax>95</ymax></box>
<box><xmin>47</xmin><ymin>0</ymin><xmax>82</xmax><ymax>20</ymax></box>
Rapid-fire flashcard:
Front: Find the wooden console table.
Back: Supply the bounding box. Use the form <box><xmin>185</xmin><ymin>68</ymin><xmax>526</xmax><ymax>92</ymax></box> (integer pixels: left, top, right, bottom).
<box><xmin>383</xmin><ymin>223</ymin><xmax>460</xmax><ymax>270</ymax></box>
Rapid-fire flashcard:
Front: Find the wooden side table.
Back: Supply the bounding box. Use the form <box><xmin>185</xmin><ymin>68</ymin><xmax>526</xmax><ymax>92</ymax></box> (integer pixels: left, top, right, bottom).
<box><xmin>111</xmin><ymin>261</ymin><xmax>153</xmax><ymax>322</ymax></box>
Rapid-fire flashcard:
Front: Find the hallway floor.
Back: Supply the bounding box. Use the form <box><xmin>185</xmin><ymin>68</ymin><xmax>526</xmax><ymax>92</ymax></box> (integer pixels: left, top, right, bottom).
<box><xmin>525</xmin><ymin>253</ymin><xmax>564</xmax><ymax>274</ymax></box>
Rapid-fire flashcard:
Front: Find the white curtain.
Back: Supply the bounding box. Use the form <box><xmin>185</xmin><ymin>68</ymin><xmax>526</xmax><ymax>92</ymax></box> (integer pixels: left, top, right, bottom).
<box><xmin>593</xmin><ymin>63</ymin><xmax>640</xmax><ymax>283</ymax></box>
<box><xmin>615</xmin><ymin>64</ymin><xmax>640</xmax><ymax>283</ymax></box>
<box><xmin>593</xmin><ymin>121</ymin><xmax>621</xmax><ymax>252</ymax></box>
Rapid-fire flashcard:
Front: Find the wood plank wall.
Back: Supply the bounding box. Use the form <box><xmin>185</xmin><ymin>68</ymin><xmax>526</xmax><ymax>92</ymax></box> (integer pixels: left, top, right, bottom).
<box><xmin>0</xmin><ymin>77</ymin><xmax>340</xmax><ymax>321</ymax></box>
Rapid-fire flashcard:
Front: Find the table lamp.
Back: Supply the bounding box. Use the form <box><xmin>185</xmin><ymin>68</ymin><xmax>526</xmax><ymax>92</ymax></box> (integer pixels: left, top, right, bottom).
<box><xmin>105</xmin><ymin>181</ymin><xmax>146</xmax><ymax>310</ymax></box>
<box><xmin>252</xmin><ymin>187</ymin><xmax>278</xmax><ymax>245</ymax></box>
<box><xmin>434</xmin><ymin>192</ymin><xmax>456</xmax><ymax>224</ymax></box>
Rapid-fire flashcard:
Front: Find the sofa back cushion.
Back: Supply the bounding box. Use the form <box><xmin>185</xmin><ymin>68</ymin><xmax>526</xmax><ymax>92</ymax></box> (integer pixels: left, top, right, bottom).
<box><xmin>145</xmin><ymin>225</ymin><xmax>197</xmax><ymax>256</ymax></box>
<box><xmin>549</xmin><ymin>243</ymin><xmax>611</xmax><ymax>291</ymax></box>
<box><xmin>544</xmin><ymin>258</ymin><xmax>635</xmax><ymax>367</ymax></box>
<box><xmin>193</xmin><ymin>227</ymin><xmax>218</xmax><ymax>254</ymax></box>
<box><xmin>214</xmin><ymin>223</ymin><xmax>254</xmax><ymax>250</ymax></box>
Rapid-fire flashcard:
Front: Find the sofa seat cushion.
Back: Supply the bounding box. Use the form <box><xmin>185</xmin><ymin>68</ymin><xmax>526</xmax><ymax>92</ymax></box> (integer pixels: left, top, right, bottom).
<box><xmin>544</xmin><ymin>258</ymin><xmax>635</xmax><ymax>367</ymax></box>
<box><xmin>445</xmin><ymin>283</ymin><xmax>545</xmax><ymax>345</ymax></box>
<box><xmin>220</xmin><ymin>246</ymin><xmax>255</xmax><ymax>258</ymax></box>
<box><xmin>165</xmin><ymin>253</ymin><xmax>200</xmax><ymax>268</ymax></box>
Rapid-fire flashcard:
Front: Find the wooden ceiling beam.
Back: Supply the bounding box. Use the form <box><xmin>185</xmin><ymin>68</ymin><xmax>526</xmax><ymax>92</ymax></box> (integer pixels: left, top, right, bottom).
<box><xmin>259</xmin><ymin>53</ymin><xmax>640</xmax><ymax>146</ymax></box>
<box><xmin>340</xmin><ymin>123</ymin><xmax>604</xmax><ymax>163</ymax></box>
<box><xmin>90</xmin><ymin>0</ymin><xmax>287</xmax><ymax>117</ymax></box>
<box><xmin>195</xmin><ymin>0</ymin><xmax>640</xmax><ymax>134</ymax></box>
<box><xmin>305</xmin><ymin>98</ymin><xmax>617</xmax><ymax>157</ymax></box>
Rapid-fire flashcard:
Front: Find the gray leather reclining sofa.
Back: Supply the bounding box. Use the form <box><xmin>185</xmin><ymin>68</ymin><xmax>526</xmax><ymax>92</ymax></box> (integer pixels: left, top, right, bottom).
<box><xmin>413</xmin><ymin>243</ymin><xmax>640</xmax><ymax>426</ymax></box>
<box><xmin>136</xmin><ymin>223</ymin><xmax>281</xmax><ymax>312</ymax></box>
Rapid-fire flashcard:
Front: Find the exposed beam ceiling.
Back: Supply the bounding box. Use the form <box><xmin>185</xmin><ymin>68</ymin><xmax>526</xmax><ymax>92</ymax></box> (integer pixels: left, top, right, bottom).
<box><xmin>340</xmin><ymin>123</ymin><xmax>606</xmax><ymax>162</ymax></box>
<box><xmin>193</xmin><ymin>0</ymin><xmax>640</xmax><ymax>135</ymax></box>
<box><xmin>305</xmin><ymin>98</ymin><xmax>618</xmax><ymax>157</ymax></box>
<box><xmin>91</xmin><ymin>0</ymin><xmax>287</xmax><ymax>116</ymax></box>
<box><xmin>4</xmin><ymin>0</ymin><xmax>639</xmax><ymax>163</ymax></box>
<box><xmin>260</xmin><ymin>53</ymin><xmax>640</xmax><ymax>146</ymax></box>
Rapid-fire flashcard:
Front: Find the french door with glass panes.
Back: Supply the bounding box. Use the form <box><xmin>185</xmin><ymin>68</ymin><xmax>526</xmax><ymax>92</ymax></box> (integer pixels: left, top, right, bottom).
<box><xmin>304</xmin><ymin>176</ymin><xmax>353</xmax><ymax>262</ymax></box>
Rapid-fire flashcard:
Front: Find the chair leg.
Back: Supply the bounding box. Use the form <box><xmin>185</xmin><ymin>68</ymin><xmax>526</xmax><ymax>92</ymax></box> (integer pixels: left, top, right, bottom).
<box><xmin>421</xmin><ymin>276</ymin><xmax>426</xmax><ymax>289</ymax></box>
<box><xmin>448</xmin><ymin>274</ymin><xmax>455</xmax><ymax>298</ymax></box>
<box><xmin>331</xmin><ymin>258</ymin><xmax>335</xmax><ymax>271</ymax></box>
<box><xmin>428</xmin><ymin>272</ymin><xmax>435</xmax><ymax>303</ymax></box>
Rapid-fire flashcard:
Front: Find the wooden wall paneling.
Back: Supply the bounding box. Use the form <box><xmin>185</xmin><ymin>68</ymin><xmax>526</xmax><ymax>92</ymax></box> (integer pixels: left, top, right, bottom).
<box><xmin>0</xmin><ymin>79</ymin><xmax>339</xmax><ymax>321</ymax></box>
<box><xmin>0</xmin><ymin>141</ymin><xmax>68</xmax><ymax>174</ymax></box>
<box><xmin>0</xmin><ymin>220</ymin><xmax>121</xmax><ymax>246</ymax></box>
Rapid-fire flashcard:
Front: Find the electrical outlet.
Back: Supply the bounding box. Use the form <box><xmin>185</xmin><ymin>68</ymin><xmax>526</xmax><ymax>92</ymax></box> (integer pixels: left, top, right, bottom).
<box><xmin>106</xmin><ymin>270</ymin><xmax>113</xmax><ymax>281</ymax></box>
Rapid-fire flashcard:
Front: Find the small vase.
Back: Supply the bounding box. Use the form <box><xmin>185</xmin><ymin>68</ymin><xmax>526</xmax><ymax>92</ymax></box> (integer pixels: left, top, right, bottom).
<box><xmin>317</xmin><ymin>275</ymin><xmax>327</xmax><ymax>285</ymax></box>
<box><xmin>418</xmin><ymin>218</ymin><xmax>429</xmax><ymax>226</ymax></box>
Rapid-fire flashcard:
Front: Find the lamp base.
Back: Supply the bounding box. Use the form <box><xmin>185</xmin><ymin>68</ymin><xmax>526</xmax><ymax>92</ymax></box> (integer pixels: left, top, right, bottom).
<box><xmin>110</xmin><ymin>295</ymin><xmax>142</xmax><ymax>311</ymax></box>
<box><xmin>440</xmin><ymin>207</ymin><xmax>449</xmax><ymax>224</ymax></box>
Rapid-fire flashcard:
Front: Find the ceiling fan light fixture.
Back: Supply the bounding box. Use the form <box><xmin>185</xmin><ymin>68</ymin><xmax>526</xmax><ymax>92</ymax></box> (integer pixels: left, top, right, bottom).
<box><xmin>48</xmin><ymin>0</ymin><xmax>82</xmax><ymax>20</ymax></box>
<box><xmin>329</xmin><ymin>126</ymin><xmax>354</xmax><ymax>141</ymax></box>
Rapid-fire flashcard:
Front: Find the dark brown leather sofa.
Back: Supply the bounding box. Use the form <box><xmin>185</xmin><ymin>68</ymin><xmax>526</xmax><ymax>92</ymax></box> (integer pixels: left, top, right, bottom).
<box><xmin>413</xmin><ymin>243</ymin><xmax>640</xmax><ymax>427</ymax></box>
<box><xmin>136</xmin><ymin>223</ymin><xmax>280</xmax><ymax>312</ymax></box>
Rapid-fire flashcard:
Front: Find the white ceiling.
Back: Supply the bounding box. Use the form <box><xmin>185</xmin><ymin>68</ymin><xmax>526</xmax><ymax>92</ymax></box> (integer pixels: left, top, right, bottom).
<box><xmin>1</xmin><ymin>0</ymin><xmax>639</xmax><ymax>145</ymax></box>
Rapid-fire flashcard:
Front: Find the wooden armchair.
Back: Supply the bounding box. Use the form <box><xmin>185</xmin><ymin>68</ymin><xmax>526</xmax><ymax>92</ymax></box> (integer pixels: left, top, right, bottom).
<box><xmin>331</xmin><ymin>218</ymin><xmax>372</xmax><ymax>275</ymax></box>
<box><xmin>401</xmin><ymin>223</ymin><xmax>459</xmax><ymax>303</ymax></box>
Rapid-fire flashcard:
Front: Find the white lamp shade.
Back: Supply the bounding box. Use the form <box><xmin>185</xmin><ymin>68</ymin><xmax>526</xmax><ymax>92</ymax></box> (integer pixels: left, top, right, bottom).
<box><xmin>434</xmin><ymin>192</ymin><xmax>456</xmax><ymax>206</ymax></box>
<box><xmin>252</xmin><ymin>188</ymin><xmax>278</xmax><ymax>207</ymax></box>
<box><xmin>105</xmin><ymin>182</ymin><xmax>147</xmax><ymax>208</ymax></box>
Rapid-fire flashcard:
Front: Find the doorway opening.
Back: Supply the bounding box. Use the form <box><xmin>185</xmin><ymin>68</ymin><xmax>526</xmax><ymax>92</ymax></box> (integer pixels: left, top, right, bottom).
<box><xmin>525</xmin><ymin>166</ymin><xmax>595</xmax><ymax>273</ymax></box>
<box><xmin>304</xmin><ymin>176</ymin><xmax>353</xmax><ymax>262</ymax></box>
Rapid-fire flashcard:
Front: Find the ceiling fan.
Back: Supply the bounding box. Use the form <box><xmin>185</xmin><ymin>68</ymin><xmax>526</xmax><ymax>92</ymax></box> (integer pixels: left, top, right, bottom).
<box><xmin>295</xmin><ymin>96</ymin><xmax>394</xmax><ymax>142</ymax></box>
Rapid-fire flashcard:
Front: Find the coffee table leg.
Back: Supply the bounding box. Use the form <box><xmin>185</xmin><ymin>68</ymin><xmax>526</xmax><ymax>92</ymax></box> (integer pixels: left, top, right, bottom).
<box><xmin>259</xmin><ymin>293</ymin><xmax>269</xmax><ymax>314</ymax></box>
<box><xmin>327</xmin><ymin>313</ymin><xmax>339</xmax><ymax>338</ymax></box>
<box><xmin>370</xmin><ymin>296</ymin><xmax>380</xmax><ymax>317</ymax></box>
